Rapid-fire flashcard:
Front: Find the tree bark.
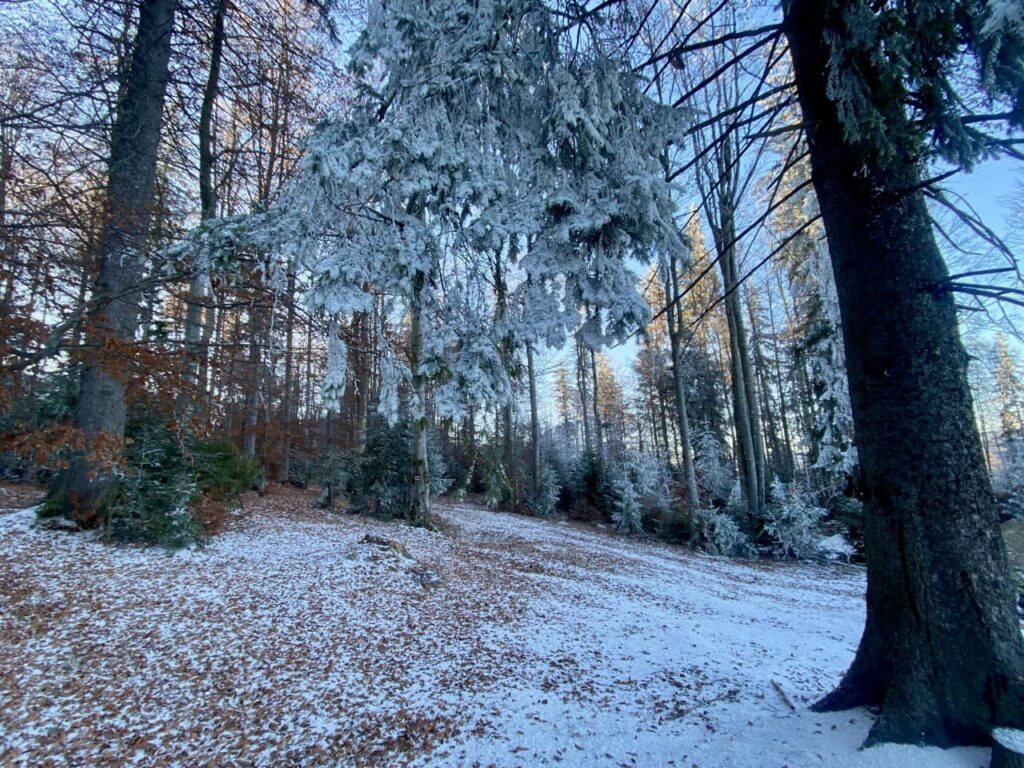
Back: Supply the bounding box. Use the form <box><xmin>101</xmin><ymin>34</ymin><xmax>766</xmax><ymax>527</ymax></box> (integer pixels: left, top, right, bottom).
<box><xmin>279</xmin><ymin>265</ymin><xmax>296</xmax><ymax>482</ymax></box>
<box><xmin>180</xmin><ymin>0</ymin><xmax>226</xmax><ymax>421</ymax></box>
<box><xmin>56</xmin><ymin>0</ymin><xmax>177</xmax><ymax>523</ymax></box>
<box><xmin>590</xmin><ymin>345</ymin><xmax>603</xmax><ymax>472</ymax></box>
<box><xmin>665</xmin><ymin>254</ymin><xmax>700</xmax><ymax>511</ymax></box>
<box><xmin>785</xmin><ymin>0</ymin><xmax>1024</xmax><ymax>745</ymax></box>
<box><xmin>576</xmin><ymin>337</ymin><xmax>593</xmax><ymax>456</ymax></box>
<box><xmin>407</xmin><ymin>271</ymin><xmax>431</xmax><ymax>527</ymax></box>
<box><xmin>242</xmin><ymin>300</ymin><xmax>262</xmax><ymax>459</ymax></box>
<box><xmin>527</xmin><ymin>342</ymin><xmax>541</xmax><ymax>498</ymax></box>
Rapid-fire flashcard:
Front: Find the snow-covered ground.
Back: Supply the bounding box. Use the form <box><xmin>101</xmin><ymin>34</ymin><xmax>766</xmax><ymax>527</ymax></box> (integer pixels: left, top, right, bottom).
<box><xmin>0</xmin><ymin>488</ymin><xmax>989</xmax><ymax>767</ymax></box>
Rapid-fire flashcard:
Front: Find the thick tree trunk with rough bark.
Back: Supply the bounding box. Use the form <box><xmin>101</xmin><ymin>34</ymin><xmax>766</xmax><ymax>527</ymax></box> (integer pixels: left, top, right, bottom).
<box><xmin>785</xmin><ymin>0</ymin><xmax>1024</xmax><ymax>746</ymax></box>
<box><xmin>56</xmin><ymin>0</ymin><xmax>176</xmax><ymax>524</ymax></box>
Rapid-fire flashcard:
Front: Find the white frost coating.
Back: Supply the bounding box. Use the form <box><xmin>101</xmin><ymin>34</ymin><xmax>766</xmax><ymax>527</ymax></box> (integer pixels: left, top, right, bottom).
<box><xmin>994</xmin><ymin>727</ymin><xmax>1024</xmax><ymax>751</ymax></box>
<box><xmin>322</xmin><ymin>329</ymin><xmax>348</xmax><ymax>409</ymax></box>
<box><xmin>376</xmin><ymin>351</ymin><xmax>402</xmax><ymax>425</ymax></box>
<box><xmin>984</xmin><ymin>1</ymin><xmax>1024</xmax><ymax>35</ymax></box>
<box><xmin>172</xmin><ymin>0</ymin><xmax>684</xmax><ymax>420</ymax></box>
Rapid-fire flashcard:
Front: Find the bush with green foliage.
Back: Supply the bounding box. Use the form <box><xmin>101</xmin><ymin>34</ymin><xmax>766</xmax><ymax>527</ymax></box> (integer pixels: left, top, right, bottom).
<box><xmin>481</xmin><ymin>449</ymin><xmax>511</xmax><ymax>509</ymax></box>
<box><xmin>103</xmin><ymin>410</ymin><xmax>201</xmax><ymax>549</ymax></box>
<box><xmin>35</xmin><ymin>405</ymin><xmax>257</xmax><ymax>549</ymax></box>
<box><xmin>348</xmin><ymin>415</ymin><xmax>450</xmax><ymax>519</ymax></box>
<box><xmin>526</xmin><ymin>464</ymin><xmax>560</xmax><ymax>517</ymax></box>
<box><xmin>566</xmin><ymin>452</ymin><xmax>606</xmax><ymax>521</ymax></box>
<box><xmin>189</xmin><ymin>439</ymin><xmax>258</xmax><ymax>501</ymax></box>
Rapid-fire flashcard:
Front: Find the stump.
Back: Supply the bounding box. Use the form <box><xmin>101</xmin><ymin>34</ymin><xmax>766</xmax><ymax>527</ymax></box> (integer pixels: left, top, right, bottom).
<box><xmin>993</xmin><ymin>729</ymin><xmax>1024</xmax><ymax>768</ymax></box>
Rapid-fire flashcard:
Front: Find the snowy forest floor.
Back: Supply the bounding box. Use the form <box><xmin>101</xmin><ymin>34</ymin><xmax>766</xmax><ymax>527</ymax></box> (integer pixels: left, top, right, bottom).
<box><xmin>0</xmin><ymin>485</ymin><xmax>990</xmax><ymax>768</ymax></box>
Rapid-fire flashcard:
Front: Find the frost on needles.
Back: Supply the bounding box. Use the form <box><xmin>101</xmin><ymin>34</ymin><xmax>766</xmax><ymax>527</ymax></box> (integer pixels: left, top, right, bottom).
<box><xmin>174</xmin><ymin>0</ymin><xmax>686</xmax><ymax>424</ymax></box>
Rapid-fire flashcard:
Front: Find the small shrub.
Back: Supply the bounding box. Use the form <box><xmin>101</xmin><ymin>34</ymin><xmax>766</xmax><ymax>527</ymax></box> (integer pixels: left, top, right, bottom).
<box><xmin>527</xmin><ymin>465</ymin><xmax>560</xmax><ymax>517</ymax></box>
<box><xmin>104</xmin><ymin>411</ymin><xmax>201</xmax><ymax>549</ymax></box>
<box><xmin>693</xmin><ymin>426</ymin><xmax>733</xmax><ymax>504</ymax></box>
<box><xmin>567</xmin><ymin>452</ymin><xmax>606</xmax><ymax>521</ymax></box>
<box><xmin>348</xmin><ymin>415</ymin><xmax>450</xmax><ymax>519</ymax></box>
<box><xmin>693</xmin><ymin>507</ymin><xmax>752</xmax><ymax>557</ymax></box>
<box><xmin>481</xmin><ymin>451</ymin><xmax>510</xmax><ymax>509</ymax></box>
<box><xmin>762</xmin><ymin>478</ymin><xmax>827</xmax><ymax>559</ymax></box>
<box><xmin>608</xmin><ymin>472</ymin><xmax>642</xmax><ymax>534</ymax></box>
<box><xmin>189</xmin><ymin>439</ymin><xmax>258</xmax><ymax>500</ymax></box>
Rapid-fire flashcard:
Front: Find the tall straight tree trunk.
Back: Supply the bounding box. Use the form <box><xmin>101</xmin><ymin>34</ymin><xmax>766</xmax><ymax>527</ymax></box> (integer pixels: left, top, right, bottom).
<box><xmin>702</xmin><ymin>135</ymin><xmax>765</xmax><ymax>518</ymax></box>
<box><xmin>576</xmin><ymin>338</ymin><xmax>593</xmax><ymax>456</ymax></box>
<box><xmin>747</xmin><ymin>296</ymin><xmax>784</xmax><ymax>480</ymax></box>
<box><xmin>785</xmin><ymin>0</ymin><xmax>1024</xmax><ymax>745</ymax></box>
<box><xmin>352</xmin><ymin>310</ymin><xmax>371</xmax><ymax>454</ymax></box>
<box><xmin>180</xmin><ymin>0</ymin><xmax>225</xmax><ymax>421</ymax></box>
<box><xmin>408</xmin><ymin>271</ymin><xmax>431</xmax><ymax>526</ymax></box>
<box><xmin>589</xmin><ymin>346</ymin><xmax>603</xmax><ymax>472</ymax></box>
<box><xmin>527</xmin><ymin>343</ymin><xmax>540</xmax><ymax>497</ymax></box>
<box><xmin>665</xmin><ymin>254</ymin><xmax>700</xmax><ymax>511</ymax></box>
<box><xmin>723</xmin><ymin>289</ymin><xmax>761</xmax><ymax>518</ymax></box>
<box><xmin>278</xmin><ymin>265</ymin><xmax>296</xmax><ymax>482</ymax></box>
<box><xmin>242</xmin><ymin>299</ymin><xmax>263</xmax><ymax>460</ymax></box>
<box><xmin>494</xmin><ymin>246</ymin><xmax>514</xmax><ymax>499</ymax></box>
<box><xmin>56</xmin><ymin>0</ymin><xmax>177</xmax><ymax>523</ymax></box>
<box><xmin>766</xmin><ymin>284</ymin><xmax>796</xmax><ymax>480</ymax></box>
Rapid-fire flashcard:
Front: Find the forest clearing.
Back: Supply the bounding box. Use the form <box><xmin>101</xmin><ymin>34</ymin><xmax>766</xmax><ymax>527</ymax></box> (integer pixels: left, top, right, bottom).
<box><xmin>0</xmin><ymin>486</ymin><xmax>988</xmax><ymax>767</ymax></box>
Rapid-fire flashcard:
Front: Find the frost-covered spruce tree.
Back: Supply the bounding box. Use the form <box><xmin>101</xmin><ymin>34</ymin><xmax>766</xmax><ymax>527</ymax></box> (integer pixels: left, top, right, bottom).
<box><xmin>186</xmin><ymin>0</ymin><xmax>682</xmax><ymax>526</ymax></box>
<box><xmin>784</xmin><ymin>0</ymin><xmax>1024</xmax><ymax>745</ymax></box>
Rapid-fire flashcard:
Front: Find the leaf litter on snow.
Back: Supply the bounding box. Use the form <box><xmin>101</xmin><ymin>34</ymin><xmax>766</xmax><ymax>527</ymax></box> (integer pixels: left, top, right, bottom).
<box><xmin>0</xmin><ymin>488</ymin><xmax>990</xmax><ymax>767</ymax></box>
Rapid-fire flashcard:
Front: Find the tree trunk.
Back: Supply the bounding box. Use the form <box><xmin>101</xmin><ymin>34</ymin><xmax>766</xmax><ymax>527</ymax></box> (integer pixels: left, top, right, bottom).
<box><xmin>279</xmin><ymin>265</ymin><xmax>296</xmax><ymax>482</ymax></box>
<box><xmin>352</xmin><ymin>310</ymin><xmax>370</xmax><ymax>454</ymax></box>
<box><xmin>527</xmin><ymin>343</ymin><xmax>540</xmax><ymax>497</ymax></box>
<box><xmin>407</xmin><ymin>271</ymin><xmax>431</xmax><ymax>527</ymax></box>
<box><xmin>723</xmin><ymin>290</ymin><xmax>761</xmax><ymax>518</ymax></box>
<box><xmin>590</xmin><ymin>346</ymin><xmax>603</xmax><ymax>471</ymax></box>
<box><xmin>576</xmin><ymin>337</ymin><xmax>593</xmax><ymax>456</ymax></box>
<box><xmin>665</xmin><ymin>254</ymin><xmax>700</xmax><ymax>512</ymax></box>
<box><xmin>785</xmin><ymin>0</ymin><xmax>1024</xmax><ymax>745</ymax></box>
<box><xmin>56</xmin><ymin>0</ymin><xmax>176</xmax><ymax>523</ymax></box>
<box><xmin>180</xmin><ymin>0</ymin><xmax>225</xmax><ymax>422</ymax></box>
<box><xmin>242</xmin><ymin>302</ymin><xmax>262</xmax><ymax>459</ymax></box>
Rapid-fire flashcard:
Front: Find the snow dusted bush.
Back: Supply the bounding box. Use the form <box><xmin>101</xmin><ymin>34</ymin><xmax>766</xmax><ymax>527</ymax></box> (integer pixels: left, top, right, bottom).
<box><xmin>608</xmin><ymin>473</ymin><xmax>643</xmax><ymax>534</ymax></box>
<box><xmin>597</xmin><ymin>455</ymin><xmax>673</xmax><ymax>534</ymax></box>
<box><xmin>102</xmin><ymin>408</ymin><xmax>201</xmax><ymax>549</ymax></box>
<box><xmin>762</xmin><ymin>479</ymin><xmax>827</xmax><ymax>559</ymax></box>
<box><xmin>527</xmin><ymin>465</ymin><xmax>561</xmax><ymax>518</ymax></box>
<box><xmin>627</xmin><ymin>454</ymin><xmax>674</xmax><ymax>518</ymax></box>
<box><xmin>693</xmin><ymin>507</ymin><xmax>751</xmax><ymax>557</ymax></box>
<box><xmin>482</xmin><ymin>452</ymin><xmax>511</xmax><ymax>510</ymax></box>
<box><xmin>567</xmin><ymin>452</ymin><xmax>605</xmax><ymax>521</ymax></box>
<box><xmin>818</xmin><ymin>533</ymin><xmax>856</xmax><ymax>562</ymax></box>
<box><xmin>693</xmin><ymin>426</ymin><xmax>733</xmax><ymax>503</ymax></box>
